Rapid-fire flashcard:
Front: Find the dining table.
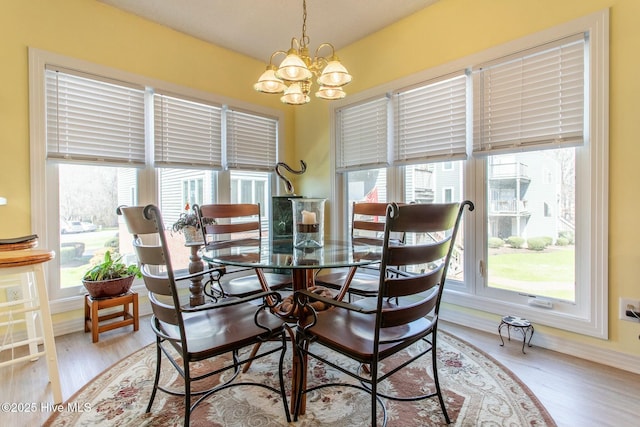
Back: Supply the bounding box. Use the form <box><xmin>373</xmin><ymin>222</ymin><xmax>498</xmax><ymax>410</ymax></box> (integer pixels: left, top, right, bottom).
<box><xmin>200</xmin><ymin>237</ymin><xmax>383</xmax><ymax>414</ymax></box>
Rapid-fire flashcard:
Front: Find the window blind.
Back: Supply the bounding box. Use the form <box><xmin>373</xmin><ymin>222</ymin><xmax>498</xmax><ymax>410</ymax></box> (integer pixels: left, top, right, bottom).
<box><xmin>154</xmin><ymin>93</ymin><xmax>223</xmax><ymax>169</ymax></box>
<box><xmin>45</xmin><ymin>69</ymin><xmax>145</xmax><ymax>165</ymax></box>
<box><xmin>225</xmin><ymin>109</ymin><xmax>277</xmax><ymax>172</ymax></box>
<box><xmin>473</xmin><ymin>35</ymin><xmax>585</xmax><ymax>155</ymax></box>
<box><xmin>336</xmin><ymin>96</ymin><xmax>390</xmax><ymax>172</ymax></box>
<box><xmin>393</xmin><ymin>72</ymin><xmax>467</xmax><ymax>165</ymax></box>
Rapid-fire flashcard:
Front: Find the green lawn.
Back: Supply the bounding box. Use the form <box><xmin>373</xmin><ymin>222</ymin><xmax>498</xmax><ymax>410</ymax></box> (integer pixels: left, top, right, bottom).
<box><xmin>60</xmin><ymin>228</ymin><xmax>118</xmax><ymax>287</ymax></box>
<box><xmin>488</xmin><ymin>247</ymin><xmax>575</xmax><ymax>300</ymax></box>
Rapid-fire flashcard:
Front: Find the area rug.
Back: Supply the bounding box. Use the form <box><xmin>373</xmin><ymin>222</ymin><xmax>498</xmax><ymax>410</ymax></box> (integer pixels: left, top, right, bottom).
<box><xmin>44</xmin><ymin>331</ymin><xmax>555</xmax><ymax>426</ymax></box>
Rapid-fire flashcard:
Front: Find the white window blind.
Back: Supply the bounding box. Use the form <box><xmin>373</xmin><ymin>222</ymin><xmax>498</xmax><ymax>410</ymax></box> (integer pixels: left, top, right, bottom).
<box><xmin>336</xmin><ymin>96</ymin><xmax>390</xmax><ymax>172</ymax></box>
<box><xmin>45</xmin><ymin>68</ymin><xmax>145</xmax><ymax>165</ymax></box>
<box><xmin>473</xmin><ymin>34</ymin><xmax>585</xmax><ymax>155</ymax></box>
<box><xmin>154</xmin><ymin>93</ymin><xmax>223</xmax><ymax>169</ymax></box>
<box><xmin>225</xmin><ymin>109</ymin><xmax>277</xmax><ymax>172</ymax></box>
<box><xmin>393</xmin><ymin>72</ymin><xmax>467</xmax><ymax>165</ymax></box>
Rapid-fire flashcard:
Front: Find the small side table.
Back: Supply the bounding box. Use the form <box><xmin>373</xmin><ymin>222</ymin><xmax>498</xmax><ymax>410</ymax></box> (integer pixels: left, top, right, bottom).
<box><xmin>84</xmin><ymin>292</ymin><xmax>139</xmax><ymax>343</ymax></box>
<box><xmin>499</xmin><ymin>315</ymin><xmax>534</xmax><ymax>354</ymax></box>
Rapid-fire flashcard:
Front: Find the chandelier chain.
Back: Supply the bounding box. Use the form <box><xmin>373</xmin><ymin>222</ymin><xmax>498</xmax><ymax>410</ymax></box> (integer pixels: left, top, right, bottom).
<box><xmin>301</xmin><ymin>0</ymin><xmax>309</xmax><ymax>48</ymax></box>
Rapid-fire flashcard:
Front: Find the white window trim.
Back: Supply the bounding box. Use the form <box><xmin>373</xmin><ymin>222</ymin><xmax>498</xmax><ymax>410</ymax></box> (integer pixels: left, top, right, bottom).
<box><xmin>29</xmin><ymin>48</ymin><xmax>285</xmax><ymax>306</ymax></box>
<box><xmin>329</xmin><ymin>9</ymin><xmax>609</xmax><ymax>338</ymax></box>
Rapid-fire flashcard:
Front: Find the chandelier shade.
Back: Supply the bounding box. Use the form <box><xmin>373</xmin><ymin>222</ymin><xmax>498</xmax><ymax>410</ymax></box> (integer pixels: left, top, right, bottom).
<box><xmin>276</xmin><ymin>50</ymin><xmax>313</xmax><ymax>81</ymax></box>
<box><xmin>254</xmin><ymin>65</ymin><xmax>287</xmax><ymax>94</ymax></box>
<box><xmin>281</xmin><ymin>82</ymin><xmax>310</xmax><ymax>105</ymax></box>
<box><xmin>318</xmin><ymin>59</ymin><xmax>353</xmax><ymax>87</ymax></box>
<box><xmin>253</xmin><ymin>0</ymin><xmax>352</xmax><ymax>105</ymax></box>
<box><xmin>315</xmin><ymin>86</ymin><xmax>346</xmax><ymax>100</ymax></box>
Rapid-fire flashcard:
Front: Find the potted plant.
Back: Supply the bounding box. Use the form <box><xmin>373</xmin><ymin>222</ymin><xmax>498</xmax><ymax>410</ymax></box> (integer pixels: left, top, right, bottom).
<box><xmin>82</xmin><ymin>250</ymin><xmax>141</xmax><ymax>299</ymax></box>
<box><xmin>171</xmin><ymin>203</ymin><xmax>214</xmax><ymax>243</ymax></box>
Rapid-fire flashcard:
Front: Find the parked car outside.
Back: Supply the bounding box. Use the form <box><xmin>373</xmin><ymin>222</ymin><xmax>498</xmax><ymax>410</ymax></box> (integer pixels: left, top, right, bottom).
<box><xmin>81</xmin><ymin>222</ymin><xmax>97</xmax><ymax>232</ymax></box>
<box><xmin>61</xmin><ymin>221</ymin><xmax>84</xmax><ymax>234</ymax></box>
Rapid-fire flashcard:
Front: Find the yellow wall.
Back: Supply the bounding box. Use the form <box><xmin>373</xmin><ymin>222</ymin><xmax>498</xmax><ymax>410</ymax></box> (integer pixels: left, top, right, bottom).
<box><xmin>1</xmin><ymin>0</ymin><xmax>639</xmax><ymax>360</ymax></box>
<box><xmin>295</xmin><ymin>0</ymin><xmax>640</xmax><ymax>357</ymax></box>
<box><xmin>0</xmin><ymin>0</ymin><xmax>294</xmax><ymax>234</ymax></box>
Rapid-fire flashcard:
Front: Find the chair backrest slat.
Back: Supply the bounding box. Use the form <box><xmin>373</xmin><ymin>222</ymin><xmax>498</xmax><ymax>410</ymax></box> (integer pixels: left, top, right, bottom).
<box><xmin>387</xmin><ymin>203</ymin><xmax>460</xmax><ymax>233</ymax></box>
<box><xmin>141</xmin><ymin>273</ymin><xmax>173</xmax><ymax>295</ymax></box>
<box><xmin>385</xmin><ymin>239</ymin><xmax>451</xmax><ymax>267</ymax></box>
<box><xmin>195</xmin><ymin>203</ymin><xmax>262</xmax><ymax>245</ymax></box>
<box><xmin>133</xmin><ymin>243</ymin><xmax>168</xmax><ymax>266</ymax></box>
<box><xmin>353</xmin><ymin>220</ymin><xmax>385</xmax><ymax>233</ymax></box>
<box><xmin>382</xmin><ymin>265</ymin><xmax>443</xmax><ymax>298</ymax></box>
<box><xmin>380</xmin><ymin>294</ymin><xmax>438</xmax><ymax>329</ymax></box>
<box><xmin>376</xmin><ymin>201</ymin><xmax>473</xmax><ymax>335</ymax></box>
<box><xmin>351</xmin><ymin>202</ymin><xmax>389</xmax><ymax>241</ymax></box>
<box><xmin>206</xmin><ymin>221</ymin><xmax>260</xmax><ymax>235</ymax></box>
<box><xmin>149</xmin><ymin>296</ymin><xmax>180</xmax><ymax>325</ymax></box>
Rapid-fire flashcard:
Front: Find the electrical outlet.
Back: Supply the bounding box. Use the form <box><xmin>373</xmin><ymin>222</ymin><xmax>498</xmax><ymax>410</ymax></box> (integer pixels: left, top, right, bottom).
<box><xmin>620</xmin><ymin>297</ymin><xmax>640</xmax><ymax>322</ymax></box>
<box><xmin>6</xmin><ymin>286</ymin><xmax>23</xmax><ymax>301</ymax></box>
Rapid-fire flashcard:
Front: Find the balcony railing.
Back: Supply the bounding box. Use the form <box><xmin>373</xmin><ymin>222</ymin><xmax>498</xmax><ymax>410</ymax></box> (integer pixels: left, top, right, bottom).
<box><xmin>489</xmin><ymin>162</ymin><xmax>529</xmax><ymax>179</ymax></box>
<box><xmin>490</xmin><ymin>199</ymin><xmax>529</xmax><ymax>215</ymax></box>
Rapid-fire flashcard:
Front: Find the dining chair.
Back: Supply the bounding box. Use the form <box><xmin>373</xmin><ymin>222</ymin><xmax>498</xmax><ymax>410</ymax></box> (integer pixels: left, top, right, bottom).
<box><xmin>292</xmin><ymin>201</ymin><xmax>474</xmax><ymax>426</ymax></box>
<box><xmin>117</xmin><ymin>204</ymin><xmax>291</xmax><ymax>426</ymax></box>
<box><xmin>194</xmin><ymin>203</ymin><xmax>292</xmax><ymax>298</ymax></box>
<box><xmin>315</xmin><ymin>201</ymin><xmax>402</xmax><ymax>300</ymax></box>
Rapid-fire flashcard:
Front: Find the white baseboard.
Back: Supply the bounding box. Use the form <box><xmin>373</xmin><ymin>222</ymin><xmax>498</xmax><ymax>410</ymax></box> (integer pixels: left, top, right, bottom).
<box><xmin>440</xmin><ymin>307</ymin><xmax>640</xmax><ymax>375</ymax></box>
<box><xmin>51</xmin><ymin>301</ymin><xmax>153</xmax><ymax>337</ymax></box>
<box><xmin>24</xmin><ymin>291</ymin><xmax>639</xmax><ymax>375</ymax></box>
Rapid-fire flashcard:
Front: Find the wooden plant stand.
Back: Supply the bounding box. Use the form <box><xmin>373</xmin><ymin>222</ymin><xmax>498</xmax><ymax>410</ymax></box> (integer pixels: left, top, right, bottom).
<box><xmin>84</xmin><ymin>292</ymin><xmax>139</xmax><ymax>343</ymax></box>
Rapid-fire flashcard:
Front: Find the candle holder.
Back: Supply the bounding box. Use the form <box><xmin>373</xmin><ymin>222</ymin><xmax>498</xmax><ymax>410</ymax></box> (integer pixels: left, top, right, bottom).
<box><xmin>291</xmin><ymin>198</ymin><xmax>326</xmax><ymax>248</ymax></box>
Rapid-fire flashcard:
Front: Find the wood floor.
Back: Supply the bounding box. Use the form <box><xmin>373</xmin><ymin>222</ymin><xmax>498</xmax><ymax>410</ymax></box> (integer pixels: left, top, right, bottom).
<box><xmin>1</xmin><ymin>317</ymin><xmax>639</xmax><ymax>426</ymax></box>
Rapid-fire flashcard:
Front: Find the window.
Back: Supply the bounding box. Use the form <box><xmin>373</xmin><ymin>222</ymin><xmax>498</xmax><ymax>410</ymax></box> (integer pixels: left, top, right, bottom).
<box><xmin>29</xmin><ymin>49</ymin><xmax>283</xmax><ymax>301</ymax></box>
<box><xmin>331</xmin><ymin>10</ymin><xmax>608</xmax><ymax>337</ymax></box>
<box><xmin>443</xmin><ymin>188</ymin><xmax>453</xmax><ymax>203</ymax></box>
<box><xmin>230</xmin><ymin>170</ymin><xmax>271</xmax><ymax>237</ymax></box>
<box><xmin>182</xmin><ymin>178</ymin><xmax>204</xmax><ymax>208</ymax></box>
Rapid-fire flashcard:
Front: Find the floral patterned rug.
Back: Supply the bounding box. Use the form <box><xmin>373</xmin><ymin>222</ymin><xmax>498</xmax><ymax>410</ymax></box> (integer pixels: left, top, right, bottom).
<box><xmin>44</xmin><ymin>331</ymin><xmax>555</xmax><ymax>426</ymax></box>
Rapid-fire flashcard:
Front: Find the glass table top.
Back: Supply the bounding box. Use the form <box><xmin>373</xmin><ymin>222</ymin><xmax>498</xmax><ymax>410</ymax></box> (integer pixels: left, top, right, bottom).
<box><xmin>201</xmin><ymin>238</ymin><xmax>382</xmax><ymax>270</ymax></box>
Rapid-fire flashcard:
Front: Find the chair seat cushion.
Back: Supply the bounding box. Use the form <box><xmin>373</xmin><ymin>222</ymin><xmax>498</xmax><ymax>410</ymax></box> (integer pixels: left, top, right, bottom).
<box><xmin>305</xmin><ymin>301</ymin><xmax>433</xmax><ymax>362</ymax></box>
<box><xmin>159</xmin><ymin>301</ymin><xmax>284</xmax><ymax>360</ymax></box>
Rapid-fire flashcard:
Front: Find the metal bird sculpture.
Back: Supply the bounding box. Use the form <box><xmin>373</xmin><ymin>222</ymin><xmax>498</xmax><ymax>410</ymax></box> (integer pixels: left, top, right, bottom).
<box><xmin>275</xmin><ymin>160</ymin><xmax>307</xmax><ymax>194</ymax></box>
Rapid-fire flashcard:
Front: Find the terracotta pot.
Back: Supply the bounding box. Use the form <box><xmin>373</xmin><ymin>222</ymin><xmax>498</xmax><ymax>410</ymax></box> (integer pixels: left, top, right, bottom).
<box><xmin>82</xmin><ymin>275</ymin><xmax>135</xmax><ymax>299</ymax></box>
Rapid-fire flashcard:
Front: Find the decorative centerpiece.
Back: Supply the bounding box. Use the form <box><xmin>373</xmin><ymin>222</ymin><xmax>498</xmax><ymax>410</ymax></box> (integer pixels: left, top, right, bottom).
<box><xmin>82</xmin><ymin>250</ymin><xmax>141</xmax><ymax>299</ymax></box>
<box><xmin>171</xmin><ymin>203</ymin><xmax>214</xmax><ymax>243</ymax></box>
<box><xmin>291</xmin><ymin>198</ymin><xmax>326</xmax><ymax>248</ymax></box>
<box><xmin>272</xmin><ymin>160</ymin><xmax>306</xmax><ymax>246</ymax></box>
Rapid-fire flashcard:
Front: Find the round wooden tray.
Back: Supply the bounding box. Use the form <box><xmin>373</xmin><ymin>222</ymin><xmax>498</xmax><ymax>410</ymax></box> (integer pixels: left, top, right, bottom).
<box><xmin>0</xmin><ymin>249</ymin><xmax>55</xmax><ymax>268</ymax></box>
<box><xmin>0</xmin><ymin>240</ymin><xmax>38</xmax><ymax>252</ymax></box>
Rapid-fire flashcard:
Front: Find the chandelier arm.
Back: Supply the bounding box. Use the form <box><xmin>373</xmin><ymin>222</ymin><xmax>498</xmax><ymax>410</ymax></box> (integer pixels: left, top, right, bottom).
<box><xmin>269</xmin><ymin>50</ymin><xmax>288</xmax><ymax>66</ymax></box>
<box><xmin>289</xmin><ymin>37</ymin><xmax>301</xmax><ymax>51</ymax></box>
<box><xmin>314</xmin><ymin>42</ymin><xmax>336</xmax><ymax>60</ymax></box>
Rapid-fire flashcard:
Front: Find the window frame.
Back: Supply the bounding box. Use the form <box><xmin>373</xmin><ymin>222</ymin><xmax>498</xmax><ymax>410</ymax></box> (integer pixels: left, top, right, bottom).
<box><xmin>29</xmin><ymin>48</ymin><xmax>285</xmax><ymax>304</ymax></box>
<box><xmin>329</xmin><ymin>9</ymin><xmax>609</xmax><ymax>338</ymax></box>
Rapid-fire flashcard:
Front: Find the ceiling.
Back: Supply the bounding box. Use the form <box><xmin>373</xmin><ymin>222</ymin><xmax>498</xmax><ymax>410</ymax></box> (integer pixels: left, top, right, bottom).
<box><xmin>98</xmin><ymin>0</ymin><xmax>439</xmax><ymax>62</ymax></box>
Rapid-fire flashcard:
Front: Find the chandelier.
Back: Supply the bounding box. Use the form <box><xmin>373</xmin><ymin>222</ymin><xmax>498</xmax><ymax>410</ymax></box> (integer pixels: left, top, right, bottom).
<box><xmin>253</xmin><ymin>0</ymin><xmax>352</xmax><ymax>105</ymax></box>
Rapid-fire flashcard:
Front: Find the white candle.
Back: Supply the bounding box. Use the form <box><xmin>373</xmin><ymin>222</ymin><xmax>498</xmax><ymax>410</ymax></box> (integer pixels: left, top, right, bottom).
<box><xmin>301</xmin><ymin>210</ymin><xmax>317</xmax><ymax>224</ymax></box>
